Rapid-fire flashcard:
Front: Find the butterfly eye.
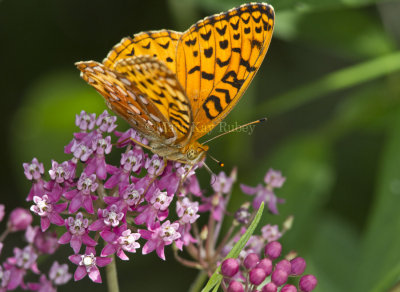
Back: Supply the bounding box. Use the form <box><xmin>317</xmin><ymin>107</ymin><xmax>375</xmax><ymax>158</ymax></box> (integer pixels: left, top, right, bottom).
<box><xmin>187</xmin><ymin>149</ymin><xmax>198</xmax><ymax>160</ymax></box>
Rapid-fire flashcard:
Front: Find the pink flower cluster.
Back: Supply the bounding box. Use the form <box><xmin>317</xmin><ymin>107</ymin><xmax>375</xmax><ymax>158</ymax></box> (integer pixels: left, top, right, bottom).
<box><xmin>24</xmin><ymin>110</ymin><xmax>204</xmax><ymax>283</ymax></box>
<box><xmin>0</xmin><ymin>110</ymin><xmax>317</xmax><ymax>291</ymax></box>
<box><xmin>0</xmin><ymin>206</ymin><xmax>71</xmax><ymax>291</ymax></box>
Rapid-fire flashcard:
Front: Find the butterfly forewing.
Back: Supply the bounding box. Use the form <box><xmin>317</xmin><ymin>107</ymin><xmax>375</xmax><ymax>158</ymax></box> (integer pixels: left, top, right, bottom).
<box><xmin>176</xmin><ymin>3</ymin><xmax>274</xmax><ymax>140</ymax></box>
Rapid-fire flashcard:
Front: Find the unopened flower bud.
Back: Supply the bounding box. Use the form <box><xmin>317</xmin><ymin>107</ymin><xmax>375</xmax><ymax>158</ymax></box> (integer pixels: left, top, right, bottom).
<box><xmin>221</xmin><ymin>258</ymin><xmax>239</xmax><ymax>277</ymax></box>
<box><xmin>262</xmin><ymin>282</ymin><xmax>277</xmax><ymax>292</ymax></box>
<box><xmin>264</xmin><ymin>241</ymin><xmax>282</xmax><ymax>260</ymax></box>
<box><xmin>244</xmin><ymin>253</ymin><xmax>260</xmax><ymax>269</ymax></box>
<box><xmin>228</xmin><ymin>280</ymin><xmax>244</xmax><ymax>292</ymax></box>
<box><xmin>200</xmin><ymin>226</ymin><xmax>208</xmax><ymax>240</ymax></box>
<box><xmin>276</xmin><ymin>259</ymin><xmax>291</xmax><ymax>274</ymax></box>
<box><xmin>283</xmin><ymin>215</ymin><xmax>294</xmax><ymax>232</ymax></box>
<box><xmin>249</xmin><ymin>268</ymin><xmax>267</xmax><ymax>285</ymax></box>
<box><xmin>8</xmin><ymin>208</ymin><xmax>32</xmax><ymax>231</ymax></box>
<box><xmin>281</xmin><ymin>284</ymin><xmax>297</xmax><ymax>292</ymax></box>
<box><xmin>290</xmin><ymin>257</ymin><xmax>306</xmax><ymax>276</ymax></box>
<box><xmin>271</xmin><ymin>269</ymin><xmax>288</xmax><ymax>286</ymax></box>
<box><xmin>256</xmin><ymin>258</ymin><xmax>272</xmax><ymax>276</ymax></box>
<box><xmin>299</xmin><ymin>275</ymin><xmax>317</xmax><ymax>292</ymax></box>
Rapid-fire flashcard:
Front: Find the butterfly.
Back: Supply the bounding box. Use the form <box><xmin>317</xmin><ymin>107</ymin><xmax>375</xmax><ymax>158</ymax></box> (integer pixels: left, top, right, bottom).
<box><xmin>76</xmin><ymin>2</ymin><xmax>274</xmax><ymax>165</ymax></box>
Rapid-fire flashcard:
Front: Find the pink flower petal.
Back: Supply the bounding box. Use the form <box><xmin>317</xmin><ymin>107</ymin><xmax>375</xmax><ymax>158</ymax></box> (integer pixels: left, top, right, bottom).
<box><xmin>142</xmin><ymin>240</ymin><xmax>156</xmax><ymax>255</ymax></box>
<box><xmin>82</xmin><ymin>197</ymin><xmax>94</xmax><ymax>214</ymax></box>
<box><xmin>82</xmin><ymin>234</ymin><xmax>97</xmax><ymax>246</ymax></box>
<box><xmin>69</xmin><ymin>195</ymin><xmax>82</xmax><ymax>213</ymax></box>
<box><xmin>68</xmin><ymin>254</ymin><xmax>82</xmax><ymax>265</ymax></box>
<box><xmin>58</xmin><ymin>232</ymin><xmax>72</xmax><ymax>244</ymax></box>
<box><xmin>100</xmin><ymin>230</ymin><xmax>116</xmax><ymax>242</ymax></box>
<box><xmin>101</xmin><ymin>244</ymin><xmax>116</xmax><ymax>257</ymax></box>
<box><xmin>41</xmin><ymin>217</ymin><xmax>50</xmax><ymax>231</ymax></box>
<box><xmin>240</xmin><ymin>184</ymin><xmax>259</xmax><ymax>195</ymax></box>
<box><xmin>117</xmin><ymin>249</ymin><xmax>129</xmax><ymax>261</ymax></box>
<box><xmin>96</xmin><ymin>257</ymin><xmax>112</xmax><ymax>267</ymax></box>
<box><xmin>49</xmin><ymin>212</ymin><xmax>65</xmax><ymax>226</ymax></box>
<box><xmin>70</xmin><ymin>235</ymin><xmax>83</xmax><ymax>254</ymax></box>
<box><xmin>88</xmin><ymin>267</ymin><xmax>102</xmax><ymax>283</ymax></box>
<box><xmin>89</xmin><ymin>219</ymin><xmax>104</xmax><ymax>231</ymax></box>
<box><xmin>74</xmin><ymin>266</ymin><xmax>87</xmax><ymax>281</ymax></box>
<box><xmin>156</xmin><ymin>243</ymin><xmax>166</xmax><ymax>260</ymax></box>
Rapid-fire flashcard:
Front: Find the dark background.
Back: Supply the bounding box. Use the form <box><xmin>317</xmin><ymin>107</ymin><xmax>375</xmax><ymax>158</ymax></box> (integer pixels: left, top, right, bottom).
<box><xmin>1</xmin><ymin>0</ymin><xmax>400</xmax><ymax>291</ymax></box>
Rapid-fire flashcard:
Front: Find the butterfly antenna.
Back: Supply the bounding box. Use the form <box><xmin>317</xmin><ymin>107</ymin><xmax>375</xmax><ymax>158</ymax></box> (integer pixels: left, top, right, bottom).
<box><xmin>203</xmin><ymin>162</ymin><xmax>218</xmax><ymax>185</ymax></box>
<box><xmin>201</xmin><ymin>118</ymin><xmax>267</xmax><ymax>145</ymax></box>
<box><xmin>209</xmin><ymin>154</ymin><xmax>225</xmax><ymax>167</ymax></box>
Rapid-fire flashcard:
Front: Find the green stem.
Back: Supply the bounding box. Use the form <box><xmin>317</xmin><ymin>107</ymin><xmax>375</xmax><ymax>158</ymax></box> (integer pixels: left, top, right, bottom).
<box><xmin>106</xmin><ymin>254</ymin><xmax>120</xmax><ymax>292</ymax></box>
<box><xmin>189</xmin><ymin>271</ymin><xmax>208</xmax><ymax>292</ymax></box>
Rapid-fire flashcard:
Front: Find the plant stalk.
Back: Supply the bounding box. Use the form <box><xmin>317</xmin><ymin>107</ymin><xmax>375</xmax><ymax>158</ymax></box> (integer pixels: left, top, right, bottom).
<box><xmin>106</xmin><ymin>254</ymin><xmax>120</xmax><ymax>292</ymax></box>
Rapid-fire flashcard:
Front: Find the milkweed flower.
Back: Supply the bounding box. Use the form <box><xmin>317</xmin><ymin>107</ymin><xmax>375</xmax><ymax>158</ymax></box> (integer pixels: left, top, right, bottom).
<box><xmin>0</xmin><ymin>111</ymin><xmax>316</xmax><ymax>290</ymax></box>
<box><xmin>240</xmin><ymin>168</ymin><xmax>286</xmax><ymax>214</ymax></box>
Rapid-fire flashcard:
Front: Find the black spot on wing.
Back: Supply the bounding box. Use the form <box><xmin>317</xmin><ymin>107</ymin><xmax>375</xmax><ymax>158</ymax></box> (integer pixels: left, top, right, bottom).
<box><xmin>185</xmin><ymin>38</ymin><xmax>197</xmax><ymax>46</ymax></box>
<box><xmin>188</xmin><ymin>66</ymin><xmax>200</xmax><ymax>74</ymax></box>
<box><xmin>203</xmin><ymin>95</ymin><xmax>223</xmax><ymax>120</ymax></box>
<box><xmin>200</xmin><ymin>30</ymin><xmax>212</xmax><ymax>41</ymax></box>
<box><xmin>232</xmin><ymin>47</ymin><xmax>241</xmax><ymax>53</ymax></box>
<box><xmin>201</xmin><ymin>72</ymin><xmax>214</xmax><ymax>80</ymax></box>
<box><xmin>159</xmin><ymin>41</ymin><xmax>170</xmax><ymax>49</ymax></box>
<box><xmin>127</xmin><ymin>47</ymin><xmax>135</xmax><ymax>56</ymax></box>
<box><xmin>252</xmin><ymin>15</ymin><xmax>262</xmax><ymax>23</ymax></box>
<box><xmin>251</xmin><ymin>39</ymin><xmax>262</xmax><ymax>49</ymax></box>
<box><xmin>222</xmin><ymin>71</ymin><xmax>245</xmax><ymax>90</ymax></box>
<box><xmin>216</xmin><ymin>57</ymin><xmax>230</xmax><ymax>67</ymax></box>
<box><xmin>216</xmin><ymin>25</ymin><xmax>227</xmax><ymax>36</ymax></box>
<box><xmin>240</xmin><ymin>58</ymin><xmax>256</xmax><ymax>72</ymax></box>
<box><xmin>204</xmin><ymin>47</ymin><xmax>213</xmax><ymax>58</ymax></box>
<box><xmin>219</xmin><ymin>40</ymin><xmax>229</xmax><ymax>49</ymax></box>
<box><xmin>215</xmin><ymin>88</ymin><xmax>232</xmax><ymax>103</ymax></box>
<box><xmin>230</xmin><ymin>21</ymin><xmax>239</xmax><ymax>30</ymax></box>
<box><xmin>142</xmin><ymin>42</ymin><xmax>151</xmax><ymax>49</ymax></box>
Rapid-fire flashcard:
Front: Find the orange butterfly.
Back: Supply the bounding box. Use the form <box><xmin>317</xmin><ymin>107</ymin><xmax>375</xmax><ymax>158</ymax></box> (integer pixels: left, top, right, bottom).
<box><xmin>76</xmin><ymin>3</ymin><xmax>274</xmax><ymax>165</ymax></box>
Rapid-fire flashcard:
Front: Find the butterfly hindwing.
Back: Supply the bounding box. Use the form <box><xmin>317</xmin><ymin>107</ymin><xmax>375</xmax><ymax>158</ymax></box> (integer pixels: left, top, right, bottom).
<box><xmin>113</xmin><ymin>56</ymin><xmax>193</xmax><ymax>143</ymax></box>
<box><xmin>76</xmin><ymin>61</ymin><xmax>177</xmax><ymax>142</ymax></box>
<box><xmin>103</xmin><ymin>30</ymin><xmax>182</xmax><ymax>74</ymax></box>
<box><xmin>176</xmin><ymin>3</ymin><xmax>274</xmax><ymax>140</ymax></box>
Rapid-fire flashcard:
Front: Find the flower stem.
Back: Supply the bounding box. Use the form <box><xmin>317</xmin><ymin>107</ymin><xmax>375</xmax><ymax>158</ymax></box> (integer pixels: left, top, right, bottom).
<box><xmin>189</xmin><ymin>270</ymin><xmax>208</xmax><ymax>292</ymax></box>
<box><xmin>106</xmin><ymin>254</ymin><xmax>120</xmax><ymax>292</ymax></box>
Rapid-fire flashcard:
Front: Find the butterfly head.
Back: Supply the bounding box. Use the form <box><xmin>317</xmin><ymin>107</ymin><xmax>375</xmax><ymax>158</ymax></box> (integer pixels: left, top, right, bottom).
<box><xmin>183</xmin><ymin>142</ymin><xmax>209</xmax><ymax>165</ymax></box>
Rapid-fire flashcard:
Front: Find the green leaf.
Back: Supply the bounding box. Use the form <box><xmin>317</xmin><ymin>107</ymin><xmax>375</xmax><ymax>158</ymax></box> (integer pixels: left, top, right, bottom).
<box><xmin>354</xmin><ymin>108</ymin><xmax>400</xmax><ymax>291</ymax></box>
<box><xmin>201</xmin><ymin>202</ymin><xmax>265</xmax><ymax>292</ymax></box>
<box><xmin>254</xmin><ymin>51</ymin><xmax>400</xmax><ymax>117</ymax></box>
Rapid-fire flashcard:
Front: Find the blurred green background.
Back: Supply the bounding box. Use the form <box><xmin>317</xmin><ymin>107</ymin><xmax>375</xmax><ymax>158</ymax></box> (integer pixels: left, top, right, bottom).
<box><xmin>1</xmin><ymin>0</ymin><xmax>400</xmax><ymax>291</ymax></box>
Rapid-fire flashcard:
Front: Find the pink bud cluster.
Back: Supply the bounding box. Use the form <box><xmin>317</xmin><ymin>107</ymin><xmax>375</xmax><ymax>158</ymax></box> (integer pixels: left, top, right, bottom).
<box><xmin>221</xmin><ymin>241</ymin><xmax>317</xmax><ymax>292</ymax></box>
